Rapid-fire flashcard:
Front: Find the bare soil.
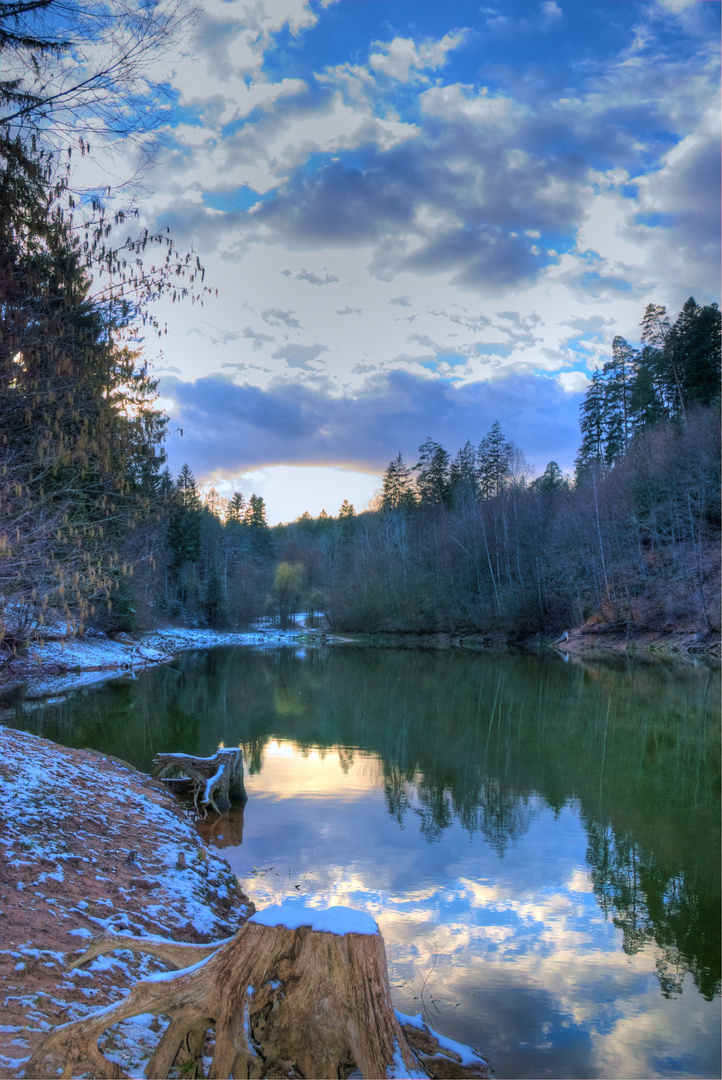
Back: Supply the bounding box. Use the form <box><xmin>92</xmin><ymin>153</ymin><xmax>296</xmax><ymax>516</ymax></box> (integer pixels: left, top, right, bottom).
<box><xmin>0</xmin><ymin>727</ymin><xmax>254</xmax><ymax>1078</ymax></box>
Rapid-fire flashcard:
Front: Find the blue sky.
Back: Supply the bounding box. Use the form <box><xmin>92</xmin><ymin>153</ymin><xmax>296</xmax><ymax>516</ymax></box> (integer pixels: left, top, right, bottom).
<box><xmin>118</xmin><ymin>0</ymin><xmax>720</xmax><ymax>521</ymax></box>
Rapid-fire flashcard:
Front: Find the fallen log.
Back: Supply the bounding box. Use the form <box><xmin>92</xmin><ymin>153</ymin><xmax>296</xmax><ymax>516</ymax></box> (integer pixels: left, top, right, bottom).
<box><xmin>151</xmin><ymin>747</ymin><xmax>247</xmax><ymax>816</ymax></box>
<box><xmin>26</xmin><ymin>903</ymin><xmax>492</xmax><ymax>1079</ymax></box>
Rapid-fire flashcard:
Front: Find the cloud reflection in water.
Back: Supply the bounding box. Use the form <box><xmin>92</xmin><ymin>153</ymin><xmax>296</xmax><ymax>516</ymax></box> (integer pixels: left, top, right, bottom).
<box><xmin>212</xmin><ymin>741</ymin><xmax>720</xmax><ymax>1079</ymax></box>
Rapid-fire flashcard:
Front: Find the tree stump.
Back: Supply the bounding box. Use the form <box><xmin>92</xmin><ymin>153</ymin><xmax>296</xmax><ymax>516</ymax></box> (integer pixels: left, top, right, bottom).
<box><xmin>26</xmin><ymin>903</ymin><xmax>492</xmax><ymax>1079</ymax></box>
<box><xmin>152</xmin><ymin>747</ymin><xmax>247</xmax><ymax>816</ymax></box>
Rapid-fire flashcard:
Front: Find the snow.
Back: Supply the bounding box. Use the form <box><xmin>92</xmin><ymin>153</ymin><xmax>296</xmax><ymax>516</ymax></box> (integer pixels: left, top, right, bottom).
<box><xmin>249</xmin><ymin>902</ymin><xmax>379</xmax><ymax>937</ymax></box>
<box><xmin>19</xmin><ymin>619</ymin><xmax>340</xmax><ymax>700</ymax></box>
<box><xmin>394</xmin><ymin>1010</ymin><xmax>489</xmax><ymax>1069</ymax></box>
<box><xmin>144</xmin><ymin>953</ymin><xmax>213</xmax><ymax>982</ymax></box>
<box><xmin>386</xmin><ymin>1039</ymin><xmax>427</xmax><ymax>1079</ymax></box>
<box><xmin>0</xmin><ymin>725</ymin><xmax>254</xmax><ymax>1078</ymax></box>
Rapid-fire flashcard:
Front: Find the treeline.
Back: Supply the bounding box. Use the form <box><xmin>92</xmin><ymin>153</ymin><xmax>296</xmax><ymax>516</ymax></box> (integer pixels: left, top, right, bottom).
<box><xmin>0</xmin><ymin>5</ymin><xmax>719</xmax><ymax>651</ymax></box>
<box><xmin>136</xmin><ymin>296</ymin><xmax>719</xmax><ymax>641</ymax></box>
<box><xmin>3</xmin><ymin>284</ymin><xmax>719</xmax><ymax>646</ymax></box>
<box><xmin>267</xmin><ymin>298</ymin><xmax>720</xmax><ymax>638</ymax></box>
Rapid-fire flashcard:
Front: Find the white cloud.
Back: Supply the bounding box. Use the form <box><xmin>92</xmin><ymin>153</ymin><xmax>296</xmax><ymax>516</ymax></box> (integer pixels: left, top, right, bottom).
<box><xmin>368</xmin><ymin>32</ymin><xmax>465</xmax><ymax>84</ymax></box>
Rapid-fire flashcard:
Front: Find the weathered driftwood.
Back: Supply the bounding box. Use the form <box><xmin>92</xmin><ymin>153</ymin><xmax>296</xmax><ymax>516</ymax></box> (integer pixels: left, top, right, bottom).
<box><xmin>26</xmin><ymin>904</ymin><xmax>492</xmax><ymax>1080</ymax></box>
<box><xmin>151</xmin><ymin>747</ymin><xmax>247</xmax><ymax>817</ymax></box>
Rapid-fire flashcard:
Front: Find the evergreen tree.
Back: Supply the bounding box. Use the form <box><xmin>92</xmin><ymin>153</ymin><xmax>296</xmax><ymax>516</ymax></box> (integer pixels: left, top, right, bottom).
<box><xmin>167</xmin><ymin>464</ymin><xmax>202</xmax><ymax>569</ymax></box>
<box><xmin>449</xmin><ymin>439</ymin><xmax>479</xmax><ymax>506</ymax></box>
<box><xmin>602</xmin><ymin>336</ymin><xmax>637</xmax><ymax>466</ymax></box>
<box><xmin>227</xmin><ymin>491</ymin><xmax>246</xmax><ymax>524</ymax></box>
<box><xmin>629</xmin><ymin>350</ymin><xmax>665</xmax><ymax>433</ymax></box>
<box><xmin>244</xmin><ymin>493</ymin><xmax>273</xmax><ymax>559</ymax></box>
<box><xmin>415</xmin><ymin>437</ymin><xmax>451</xmax><ymax>506</ymax></box>
<box><xmin>245</xmin><ymin>493</ymin><xmax>268</xmax><ymax>529</ymax></box>
<box><xmin>667</xmin><ymin>298</ymin><xmax>721</xmax><ymax>410</ymax></box>
<box><xmin>381</xmin><ymin>453</ymin><xmax>416</xmax><ymax>511</ymax></box>
<box><xmin>575</xmin><ymin>370</ymin><xmax>607</xmax><ymax>480</ymax></box>
<box><xmin>530</xmin><ymin>461</ymin><xmax>567</xmax><ymax>495</ymax></box>
<box><xmin>338</xmin><ymin>499</ymin><xmax>356</xmax><ymax>543</ymax></box>
<box><xmin>633</xmin><ymin>299</ymin><xmax>721</xmax><ymax>426</ymax></box>
<box><xmin>477</xmin><ymin>421</ymin><xmax>513</xmax><ymax>499</ymax></box>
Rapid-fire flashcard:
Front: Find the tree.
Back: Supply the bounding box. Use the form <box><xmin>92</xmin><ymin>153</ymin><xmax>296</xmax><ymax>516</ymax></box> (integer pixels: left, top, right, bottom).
<box><xmin>338</xmin><ymin>498</ymin><xmax>356</xmax><ymax>543</ymax></box>
<box><xmin>449</xmin><ymin>439</ymin><xmax>479</xmax><ymax>507</ymax></box>
<box><xmin>602</xmin><ymin>336</ymin><xmax>637</xmax><ymax>466</ymax></box>
<box><xmin>666</xmin><ymin>298</ymin><xmax>721</xmax><ymax>411</ymax></box>
<box><xmin>381</xmin><ymin>453</ymin><xmax>416</xmax><ymax>511</ymax></box>
<box><xmin>477</xmin><ymin>421</ymin><xmax>513</xmax><ymax>499</ymax></box>
<box><xmin>167</xmin><ymin>464</ymin><xmax>202</xmax><ymax>571</ymax></box>
<box><xmin>575</xmin><ymin>370</ymin><xmax>606</xmax><ymax>480</ymax></box>
<box><xmin>226</xmin><ymin>490</ymin><xmax>245</xmax><ymax>524</ymax></box>
<box><xmin>529</xmin><ymin>461</ymin><xmax>567</xmax><ymax>496</ymax></box>
<box><xmin>245</xmin><ymin>493</ymin><xmax>268</xmax><ymax>530</ymax></box>
<box><xmin>0</xmin><ymin>0</ymin><xmax>192</xmax><ymax>148</ymax></box>
<box><xmin>415</xmin><ymin>437</ymin><xmax>451</xmax><ymax>507</ymax></box>
<box><xmin>244</xmin><ymin>493</ymin><xmax>273</xmax><ymax>560</ymax></box>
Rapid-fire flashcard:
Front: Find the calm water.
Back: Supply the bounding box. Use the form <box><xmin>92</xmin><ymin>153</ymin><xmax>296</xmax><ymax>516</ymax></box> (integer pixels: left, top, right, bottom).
<box><xmin>3</xmin><ymin>646</ymin><xmax>720</xmax><ymax>1079</ymax></box>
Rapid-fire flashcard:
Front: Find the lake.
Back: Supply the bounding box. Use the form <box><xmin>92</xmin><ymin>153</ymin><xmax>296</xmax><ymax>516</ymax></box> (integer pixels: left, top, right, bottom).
<box><xmin>3</xmin><ymin>644</ymin><xmax>720</xmax><ymax>1079</ymax></box>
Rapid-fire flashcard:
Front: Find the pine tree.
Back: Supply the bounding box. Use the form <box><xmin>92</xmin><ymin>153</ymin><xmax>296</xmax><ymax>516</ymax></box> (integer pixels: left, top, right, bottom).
<box><xmin>338</xmin><ymin>499</ymin><xmax>356</xmax><ymax>543</ymax></box>
<box><xmin>602</xmin><ymin>336</ymin><xmax>637</xmax><ymax>466</ymax></box>
<box><xmin>245</xmin><ymin>494</ymin><xmax>268</xmax><ymax>529</ymax></box>
<box><xmin>575</xmin><ymin>370</ymin><xmax>607</xmax><ymax>480</ymax></box>
<box><xmin>244</xmin><ymin>494</ymin><xmax>273</xmax><ymax>559</ymax></box>
<box><xmin>381</xmin><ymin>453</ymin><xmax>416</xmax><ymax>511</ymax></box>
<box><xmin>449</xmin><ymin>440</ymin><xmax>479</xmax><ymax>506</ymax></box>
<box><xmin>167</xmin><ymin>465</ymin><xmax>202</xmax><ymax>569</ymax></box>
<box><xmin>477</xmin><ymin>421</ymin><xmax>513</xmax><ymax>499</ymax></box>
<box><xmin>415</xmin><ymin>437</ymin><xmax>451</xmax><ymax>506</ymax></box>
<box><xmin>227</xmin><ymin>491</ymin><xmax>246</xmax><ymax>524</ymax></box>
<box><xmin>667</xmin><ymin>298</ymin><xmax>721</xmax><ymax>410</ymax></box>
<box><xmin>530</xmin><ymin>461</ymin><xmax>567</xmax><ymax>495</ymax></box>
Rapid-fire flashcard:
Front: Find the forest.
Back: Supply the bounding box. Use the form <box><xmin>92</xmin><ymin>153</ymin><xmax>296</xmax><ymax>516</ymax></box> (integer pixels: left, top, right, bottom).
<box><xmin>0</xmin><ymin>2</ymin><xmax>719</xmax><ymax>653</ymax></box>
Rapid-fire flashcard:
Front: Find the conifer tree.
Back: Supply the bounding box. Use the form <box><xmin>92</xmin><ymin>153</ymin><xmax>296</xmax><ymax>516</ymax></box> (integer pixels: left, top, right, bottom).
<box><xmin>449</xmin><ymin>440</ymin><xmax>479</xmax><ymax>506</ymax></box>
<box><xmin>381</xmin><ymin>453</ymin><xmax>416</xmax><ymax>511</ymax></box>
<box><xmin>415</xmin><ymin>437</ymin><xmax>451</xmax><ymax>506</ymax></box>
<box><xmin>167</xmin><ymin>465</ymin><xmax>202</xmax><ymax>570</ymax></box>
<box><xmin>602</xmin><ymin>336</ymin><xmax>637</xmax><ymax>466</ymax></box>
<box><xmin>477</xmin><ymin>421</ymin><xmax>513</xmax><ymax>499</ymax></box>
<box><xmin>227</xmin><ymin>491</ymin><xmax>246</xmax><ymax>525</ymax></box>
<box><xmin>575</xmin><ymin>370</ymin><xmax>607</xmax><ymax>480</ymax></box>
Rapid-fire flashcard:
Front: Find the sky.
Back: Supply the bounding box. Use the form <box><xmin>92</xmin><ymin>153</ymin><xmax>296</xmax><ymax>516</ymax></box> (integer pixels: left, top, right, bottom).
<box><xmin>111</xmin><ymin>0</ymin><xmax>721</xmax><ymax>523</ymax></box>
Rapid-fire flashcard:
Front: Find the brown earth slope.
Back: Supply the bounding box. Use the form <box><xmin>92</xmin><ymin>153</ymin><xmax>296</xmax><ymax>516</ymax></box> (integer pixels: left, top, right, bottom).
<box><xmin>0</xmin><ymin>727</ymin><xmax>254</xmax><ymax>1078</ymax></box>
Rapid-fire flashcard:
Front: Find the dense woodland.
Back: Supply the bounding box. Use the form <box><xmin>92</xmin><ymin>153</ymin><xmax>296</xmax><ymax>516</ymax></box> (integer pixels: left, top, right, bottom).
<box><xmin>0</xmin><ymin>4</ymin><xmax>720</xmax><ymax>652</ymax></box>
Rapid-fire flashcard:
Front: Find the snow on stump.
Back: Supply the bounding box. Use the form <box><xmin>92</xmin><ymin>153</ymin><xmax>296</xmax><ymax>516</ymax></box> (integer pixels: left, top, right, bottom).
<box><xmin>151</xmin><ymin>747</ymin><xmax>247</xmax><ymax>817</ymax></box>
<box><xmin>26</xmin><ymin>903</ymin><xmax>492</xmax><ymax>1079</ymax></box>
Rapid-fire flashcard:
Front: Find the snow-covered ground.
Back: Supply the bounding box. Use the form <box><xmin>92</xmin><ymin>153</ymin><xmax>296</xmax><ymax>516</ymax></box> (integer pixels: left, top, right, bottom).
<box><xmin>18</xmin><ymin>617</ymin><xmax>336</xmax><ymax>699</ymax></box>
<box><xmin>0</xmin><ymin>726</ymin><xmax>253</xmax><ymax>1077</ymax></box>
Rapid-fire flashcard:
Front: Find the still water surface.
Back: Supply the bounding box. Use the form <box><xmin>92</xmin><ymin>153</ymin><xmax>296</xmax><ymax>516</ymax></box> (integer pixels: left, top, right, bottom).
<box><xmin>4</xmin><ymin>646</ymin><xmax>720</xmax><ymax>1079</ymax></box>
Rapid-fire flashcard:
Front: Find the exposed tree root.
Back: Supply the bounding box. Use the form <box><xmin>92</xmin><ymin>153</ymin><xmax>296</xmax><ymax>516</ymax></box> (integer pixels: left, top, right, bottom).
<box><xmin>26</xmin><ymin>906</ymin><xmax>492</xmax><ymax>1079</ymax></box>
<box><xmin>151</xmin><ymin>748</ymin><xmax>247</xmax><ymax>816</ymax></box>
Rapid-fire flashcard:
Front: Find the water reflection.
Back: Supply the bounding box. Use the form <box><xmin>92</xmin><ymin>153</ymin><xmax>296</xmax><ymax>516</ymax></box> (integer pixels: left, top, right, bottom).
<box><xmin>4</xmin><ymin>647</ymin><xmax>720</xmax><ymax>1078</ymax></box>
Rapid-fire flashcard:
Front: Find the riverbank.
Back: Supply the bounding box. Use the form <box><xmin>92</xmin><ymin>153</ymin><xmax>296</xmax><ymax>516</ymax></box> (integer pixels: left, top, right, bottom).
<box><xmin>0</xmin><ymin>615</ymin><xmax>718</xmax><ymax>706</ymax></box>
<box><xmin>0</xmin><ymin>726</ymin><xmax>255</xmax><ymax>1078</ymax></box>
<box><xmin>0</xmin><ymin>620</ymin><xmax>337</xmax><ymax>701</ymax></box>
<box><xmin>336</xmin><ymin>621</ymin><xmax>721</xmax><ymax>661</ymax></box>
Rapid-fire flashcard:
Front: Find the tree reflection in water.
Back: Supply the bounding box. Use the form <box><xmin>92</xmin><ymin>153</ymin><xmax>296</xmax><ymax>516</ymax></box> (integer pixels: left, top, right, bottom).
<box><xmin>6</xmin><ymin>645</ymin><xmax>720</xmax><ymax>1006</ymax></box>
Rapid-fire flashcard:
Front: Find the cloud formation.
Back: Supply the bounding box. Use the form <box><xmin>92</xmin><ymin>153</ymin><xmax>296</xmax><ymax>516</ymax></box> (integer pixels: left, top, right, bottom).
<box><xmin>117</xmin><ymin>0</ymin><xmax>720</xmax><ymax>500</ymax></box>
<box><xmin>161</xmin><ymin>369</ymin><xmax>584</xmax><ymax>479</ymax></box>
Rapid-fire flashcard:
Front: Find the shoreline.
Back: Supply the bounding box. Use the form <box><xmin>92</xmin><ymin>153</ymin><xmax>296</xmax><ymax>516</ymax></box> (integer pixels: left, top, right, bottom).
<box><xmin>0</xmin><ymin>726</ymin><xmax>255</xmax><ymax>1078</ymax></box>
<box><xmin>0</xmin><ymin>618</ymin><xmax>718</xmax><ymax>706</ymax></box>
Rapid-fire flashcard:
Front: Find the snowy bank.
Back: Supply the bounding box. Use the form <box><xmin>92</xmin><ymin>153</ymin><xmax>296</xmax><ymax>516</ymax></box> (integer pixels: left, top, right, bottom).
<box><xmin>0</xmin><ymin>726</ymin><xmax>254</xmax><ymax>1077</ymax></box>
<box><xmin>4</xmin><ymin>617</ymin><xmax>338</xmax><ymax>700</ymax></box>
